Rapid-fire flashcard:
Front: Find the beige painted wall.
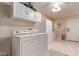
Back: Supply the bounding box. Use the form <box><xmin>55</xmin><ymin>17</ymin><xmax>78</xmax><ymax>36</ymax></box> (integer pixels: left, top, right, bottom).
<box><xmin>64</xmin><ymin>16</ymin><xmax>79</xmax><ymax>41</ymax></box>
<box><xmin>54</xmin><ymin>18</ymin><xmax>66</xmax><ymax>40</ymax></box>
<box><xmin>54</xmin><ymin>15</ymin><xmax>79</xmax><ymax>41</ymax></box>
<box><xmin>0</xmin><ymin>3</ymin><xmax>39</xmax><ymax>55</ymax></box>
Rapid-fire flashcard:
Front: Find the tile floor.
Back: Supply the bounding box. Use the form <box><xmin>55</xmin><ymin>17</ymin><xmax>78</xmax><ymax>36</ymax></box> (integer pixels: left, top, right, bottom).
<box><xmin>49</xmin><ymin>40</ymin><xmax>79</xmax><ymax>56</ymax></box>
<box><xmin>44</xmin><ymin>49</ymin><xmax>68</xmax><ymax>56</ymax></box>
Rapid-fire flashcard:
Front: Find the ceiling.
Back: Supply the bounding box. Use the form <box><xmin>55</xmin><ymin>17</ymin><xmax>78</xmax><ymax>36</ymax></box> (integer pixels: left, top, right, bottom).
<box><xmin>32</xmin><ymin>2</ymin><xmax>79</xmax><ymax>19</ymax></box>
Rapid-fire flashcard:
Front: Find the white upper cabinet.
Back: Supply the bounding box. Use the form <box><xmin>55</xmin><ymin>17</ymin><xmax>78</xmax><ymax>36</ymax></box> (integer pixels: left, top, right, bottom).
<box><xmin>35</xmin><ymin>12</ymin><xmax>41</xmax><ymax>22</ymax></box>
<box><xmin>11</xmin><ymin>2</ymin><xmax>41</xmax><ymax>23</ymax></box>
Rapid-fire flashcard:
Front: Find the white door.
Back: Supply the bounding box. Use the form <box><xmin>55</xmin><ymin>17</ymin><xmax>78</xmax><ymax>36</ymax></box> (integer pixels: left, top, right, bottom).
<box><xmin>46</xmin><ymin>19</ymin><xmax>53</xmax><ymax>44</ymax></box>
<box><xmin>66</xmin><ymin>19</ymin><xmax>79</xmax><ymax>41</ymax></box>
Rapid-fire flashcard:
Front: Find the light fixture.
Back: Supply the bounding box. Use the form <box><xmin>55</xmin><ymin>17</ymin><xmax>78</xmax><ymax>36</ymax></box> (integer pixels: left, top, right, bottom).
<box><xmin>52</xmin><ymin>8</ymin><xmax>57</xmax><ymax>12</ymax></box>
<box><xmin>51</xmin><ymin>2</ymin><xmax>62</xmax><ymax>12</ymax></box>
<box><xmin>52</xmin><ymin>7</ymin><xmax>61</xmax><ymax>12</ymax></box>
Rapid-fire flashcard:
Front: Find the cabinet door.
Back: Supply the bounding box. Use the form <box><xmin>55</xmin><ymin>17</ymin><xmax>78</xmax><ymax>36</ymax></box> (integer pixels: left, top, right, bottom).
<box><xmin>29</xmin><ymin>10</ymin><xmax>36</xmax><ymax>21</ymax></box>
<box><xmin>24</xmin><ymin>7</ymin><xmax>31</xmax><ymax>20</ymax></box>
<box><xmin>24</xmin><ymin>7</ymin><xmax>35</xmax><ymax>22</ymax></box>
<box><xmin>21</xmin><ymin>36</ymin><xmax>40</xmax><ymax>56</ymax></box>
<box><xmin>39</xmin><ymin>34</ymin><xmax>48</xmax><ymax>55</ymax></box>
<box><xmin>12</xmin><ymin>3</ymin><xmax>25</xmax><ymax>19</ymax></box>
<box><xmin>35</xmin><ymin>12</ymin><xmax>41</xmax><ymax>22</ymax></box>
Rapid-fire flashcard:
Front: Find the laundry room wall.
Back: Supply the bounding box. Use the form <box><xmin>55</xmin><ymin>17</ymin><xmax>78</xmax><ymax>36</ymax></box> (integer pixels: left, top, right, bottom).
<box><xmin>64</xmin><ymin>15</ymin><xmax>79</xmax><ymax>41</ymax></box>
<box><xmin>54</xmin><ymin>15</ymin><xmax>79</xmax><ymax>41</ymax></box>
<box><xmin>54</xmin><ymin>18</ymin><xmax>66</xmax><ymax>40</ymax></box>
<box><xmin>0</xmin><ymin>3</ymin><xmax>39</xmax><ymax>55</ymax></box>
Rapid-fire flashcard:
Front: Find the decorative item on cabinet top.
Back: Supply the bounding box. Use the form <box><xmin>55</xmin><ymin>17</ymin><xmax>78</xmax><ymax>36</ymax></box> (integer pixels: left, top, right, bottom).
<box><xmin>20</xmin><ymin>2</ymin><xmax>37</xmax><ymax>11</ymax></box>
<box><xmin>11</xmin><ymin>2</ymin><xmax>41</xmax><ymax>23</ymax></box>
